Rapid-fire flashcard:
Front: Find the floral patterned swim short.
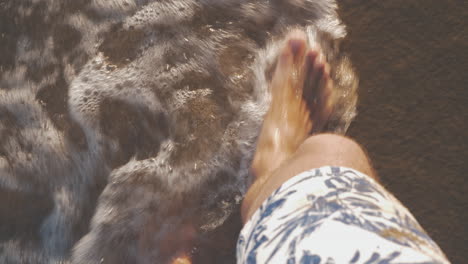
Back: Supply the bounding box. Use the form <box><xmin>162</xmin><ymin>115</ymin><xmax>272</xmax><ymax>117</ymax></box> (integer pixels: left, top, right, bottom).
<box><xmin>237</xmin><ymin>166</ymin><xmax>450</xmax><ymax>264</ymax></box>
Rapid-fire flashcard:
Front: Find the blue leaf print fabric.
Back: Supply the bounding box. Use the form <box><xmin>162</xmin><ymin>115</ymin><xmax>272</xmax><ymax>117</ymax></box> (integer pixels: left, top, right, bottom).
<box><xmin>237</xmin><ymin>166</ymin><xmax>450</xmax><ymax>264</ymax></box>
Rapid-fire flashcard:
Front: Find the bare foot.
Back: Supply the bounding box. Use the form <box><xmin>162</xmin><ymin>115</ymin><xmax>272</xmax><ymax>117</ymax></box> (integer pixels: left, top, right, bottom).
<box><xmin>251</xmin><ymin>30</ymin><xmax>333</xmax><ymax>180</ymax></box>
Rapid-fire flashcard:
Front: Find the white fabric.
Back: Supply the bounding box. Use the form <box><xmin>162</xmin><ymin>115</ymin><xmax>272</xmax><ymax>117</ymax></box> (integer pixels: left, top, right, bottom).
<box><xmin>237</xmin><ymin>166</ymin><xmax>450</xmax><ymax>264</ymax></box>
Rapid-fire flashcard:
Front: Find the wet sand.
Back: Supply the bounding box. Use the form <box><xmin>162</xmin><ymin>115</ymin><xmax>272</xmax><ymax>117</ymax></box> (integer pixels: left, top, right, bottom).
<box><xmin>338</xmin><ymin>1</ymin><xmax>468</xmax><ymax>263</ymax></box>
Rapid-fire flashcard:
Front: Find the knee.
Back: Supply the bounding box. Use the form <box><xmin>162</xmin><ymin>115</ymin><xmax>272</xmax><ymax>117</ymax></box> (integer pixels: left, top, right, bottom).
<box><xmin>296</xmin><ymin>133</ymin><xmax>375</xmax><ymax>178</ymax></box>
<box><xmin>299</xmin><ymin>133</ymin><xmax>364</xmax><ymax>155</ymax></box>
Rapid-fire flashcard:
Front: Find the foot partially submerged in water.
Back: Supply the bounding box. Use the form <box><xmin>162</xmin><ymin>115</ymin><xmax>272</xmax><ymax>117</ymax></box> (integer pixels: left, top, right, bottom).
<box><xmin>251</xmin><ymin>30</ymin><xmax>334</xmax><ymax>181</ymax></box>
<box><xmin>242</xmin><ymin>30</ymin><xmax>334</xmax><ymax>222</ymax></box>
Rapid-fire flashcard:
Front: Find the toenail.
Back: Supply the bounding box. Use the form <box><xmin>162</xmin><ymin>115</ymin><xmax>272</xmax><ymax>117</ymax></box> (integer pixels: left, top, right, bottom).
<box><xmin>288</xmin><ymin>39</ymin><xmax>304</xmax><ymax>56</ymax></box>
<box><xmin>306</xmin><ymin>52</ymin><xmax>318</xmax><ymax>66</ymax></box>
<box><xmin>315</xmin><ymin>63</ymin><xmax>325</xmax><ymax>74</ymax></box>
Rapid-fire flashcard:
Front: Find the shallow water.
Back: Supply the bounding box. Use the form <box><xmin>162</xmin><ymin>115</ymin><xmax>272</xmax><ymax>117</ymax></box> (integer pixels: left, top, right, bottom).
<box><xmin>0</xmin><ymin>1</ymin><xmax>357</xmax><ymax>263</ymax></box>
